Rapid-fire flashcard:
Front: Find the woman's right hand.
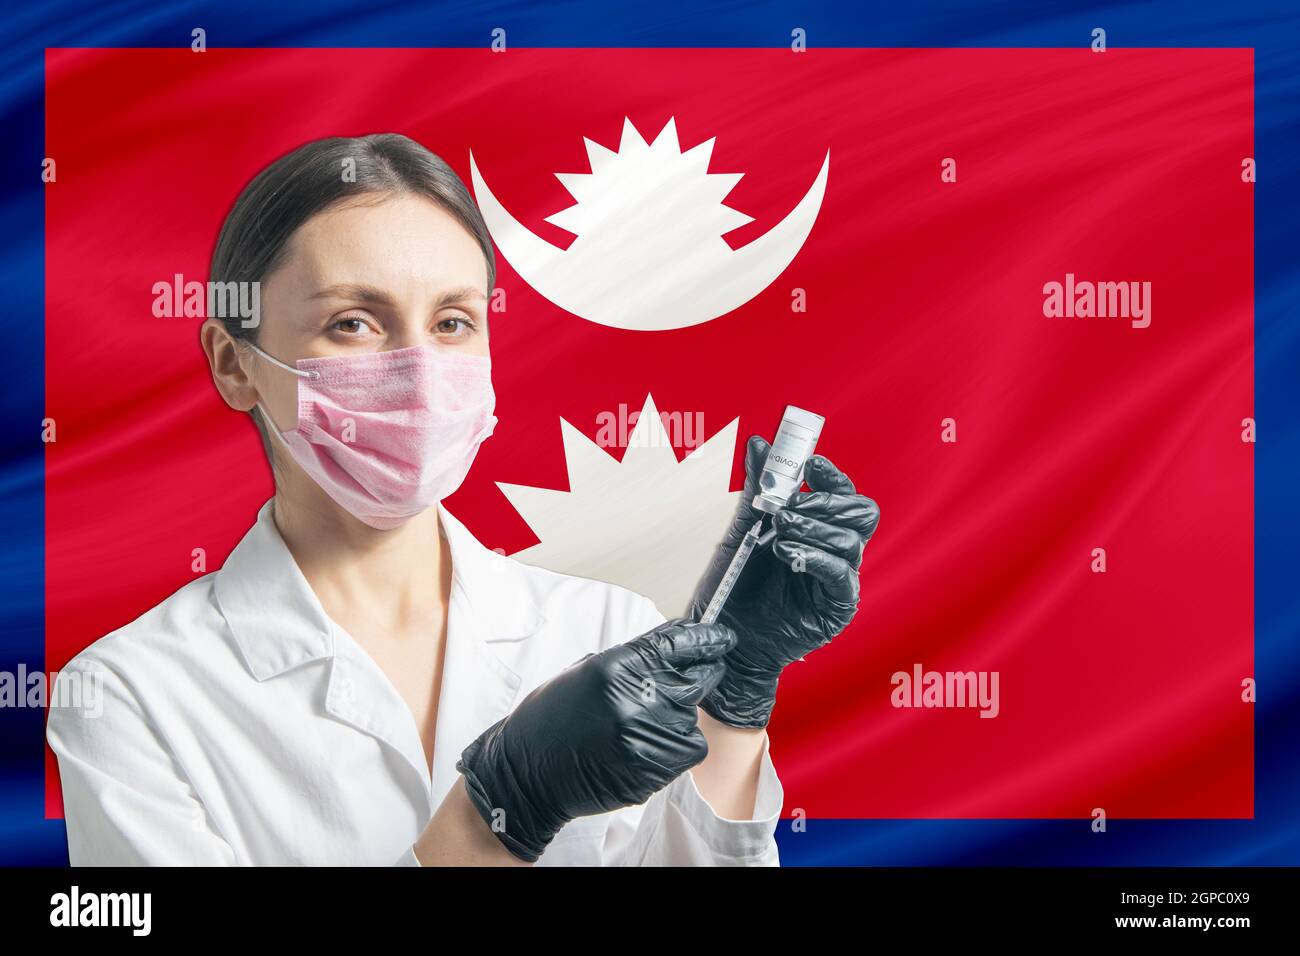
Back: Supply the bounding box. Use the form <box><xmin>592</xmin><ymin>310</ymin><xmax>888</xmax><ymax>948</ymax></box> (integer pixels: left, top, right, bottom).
<box><xmin>454</xmin><ymin>619</ymin><xmax>737</xmax><ymax>862</ymax></box>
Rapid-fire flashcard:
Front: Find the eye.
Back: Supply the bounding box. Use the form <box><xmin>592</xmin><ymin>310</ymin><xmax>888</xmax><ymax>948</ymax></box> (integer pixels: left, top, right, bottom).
<box><xmin>435</xmin><ymin>314</ymin><xmax>477</xmax><ymax>337</ymax></box>
<box><xmin>330</xmin><ymin>314</ymin><xmax>372</xmax><ymax>336</ymax></box>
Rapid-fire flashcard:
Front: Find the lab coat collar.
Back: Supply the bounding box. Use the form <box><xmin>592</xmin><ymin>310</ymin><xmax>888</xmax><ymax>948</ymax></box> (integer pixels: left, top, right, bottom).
<box><xmin>214</xmin><ymin>498</ymin><xmax>546</xmax><ymax>682</ymax></box>
<box><xmin>435</xmin><ymin>500</ymin><xmax>548</xmax><ymax>646</ymax></box>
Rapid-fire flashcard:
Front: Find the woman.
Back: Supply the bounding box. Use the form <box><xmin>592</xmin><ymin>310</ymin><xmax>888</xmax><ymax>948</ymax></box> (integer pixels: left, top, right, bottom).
<box><xmin>46</xmin><ymin>133</ymin><xmax>879</xmax><ymax>866</ymax></box>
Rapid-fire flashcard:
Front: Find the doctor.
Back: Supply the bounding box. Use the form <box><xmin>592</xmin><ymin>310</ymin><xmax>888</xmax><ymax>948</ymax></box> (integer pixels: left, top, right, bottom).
<box><xmin>46</xmin><ymin>133</ymin><xmax>879</xmax><ymax>866</ymax></box>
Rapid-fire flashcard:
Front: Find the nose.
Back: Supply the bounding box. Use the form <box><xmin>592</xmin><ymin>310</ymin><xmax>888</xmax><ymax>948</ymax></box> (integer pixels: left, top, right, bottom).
<box><xmin>386</xmin><ymin>321</ymin><xmax>428</xmax><ymax>353</ymax></box>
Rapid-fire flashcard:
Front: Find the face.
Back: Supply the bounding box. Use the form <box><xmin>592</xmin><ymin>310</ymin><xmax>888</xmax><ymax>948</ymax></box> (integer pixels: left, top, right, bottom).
<box><xmin>211</xmin><ymin>191</ymin><xmax>490</xmax><ymax>433</ymax></box>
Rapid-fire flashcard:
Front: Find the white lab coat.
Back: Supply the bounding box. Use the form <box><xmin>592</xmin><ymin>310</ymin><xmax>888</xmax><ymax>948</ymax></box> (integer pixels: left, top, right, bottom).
<box><xmin>46</xmin><ymin>498</ymin><xmax>784</xmax><ymax>866</ymax></box>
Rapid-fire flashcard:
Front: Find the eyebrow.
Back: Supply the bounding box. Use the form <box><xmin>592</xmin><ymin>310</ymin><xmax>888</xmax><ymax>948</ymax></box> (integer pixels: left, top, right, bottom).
<box><xmin>308</xmin><ymin>284</ymin><xmax>487</xmax><ymax>308</ymax></box>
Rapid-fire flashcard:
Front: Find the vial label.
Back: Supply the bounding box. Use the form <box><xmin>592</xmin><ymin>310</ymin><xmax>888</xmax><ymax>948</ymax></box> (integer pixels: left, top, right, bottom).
<box><xmin>766</xmin><ymin>423</ymin><xmax>818</xmax><ymax>480</ymax></box>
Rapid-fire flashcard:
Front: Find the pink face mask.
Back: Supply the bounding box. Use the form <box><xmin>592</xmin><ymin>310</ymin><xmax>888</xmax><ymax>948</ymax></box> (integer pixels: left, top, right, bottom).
<box><xmin>245</xmin><ymin>342</ymin><xmax>498</xmax><ymax>530</ymax></box>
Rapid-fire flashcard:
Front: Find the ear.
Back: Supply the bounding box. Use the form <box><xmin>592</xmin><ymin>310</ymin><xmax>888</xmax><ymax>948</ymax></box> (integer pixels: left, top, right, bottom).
<box><xmin>200</xmin><ymin>319</ymin><xmax>259</xmax><ymax>411</ymax></box>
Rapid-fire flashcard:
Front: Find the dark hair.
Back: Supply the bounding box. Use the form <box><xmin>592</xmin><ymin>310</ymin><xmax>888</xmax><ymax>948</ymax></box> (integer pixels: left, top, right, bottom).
<box><xmin>209</xmin><ymin>133</ymin><xmax>495</xmax><ymax>460</ymax></box>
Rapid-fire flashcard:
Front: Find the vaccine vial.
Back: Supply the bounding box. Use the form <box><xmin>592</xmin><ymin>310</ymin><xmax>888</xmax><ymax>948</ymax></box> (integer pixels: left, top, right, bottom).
<box><xmin>752</xmin><ymin>405</ymin><xmax>825</xmax><ymax>515</ymax></box>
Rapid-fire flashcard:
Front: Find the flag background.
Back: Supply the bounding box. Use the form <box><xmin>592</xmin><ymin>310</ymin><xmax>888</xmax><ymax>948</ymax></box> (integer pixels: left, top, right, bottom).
<box><xmin>4</xmin><ymin>0</ymin><xmax>1297</xmax><ymax>866</ymax></box>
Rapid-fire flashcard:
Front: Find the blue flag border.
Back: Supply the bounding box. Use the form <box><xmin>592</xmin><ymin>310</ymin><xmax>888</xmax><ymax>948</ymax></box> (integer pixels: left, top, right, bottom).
<box><xmin>2</xmin><ymin>0</ymin><xmax>1293</xmax><ymax>866</ymax></box>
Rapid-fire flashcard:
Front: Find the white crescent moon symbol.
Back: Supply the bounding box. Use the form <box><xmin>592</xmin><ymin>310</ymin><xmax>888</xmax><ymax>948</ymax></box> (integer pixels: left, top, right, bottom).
<box><xmin>469</xmin><ymin>148</ymin><xmax>830</xmax><ymax>331</ymax></box>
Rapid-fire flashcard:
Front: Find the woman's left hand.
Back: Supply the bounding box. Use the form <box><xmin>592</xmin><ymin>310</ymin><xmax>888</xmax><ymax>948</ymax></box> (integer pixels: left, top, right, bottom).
<box><xmin>688</xmin><ymin>435</ymin><xmax>880</xmax><ymax>729</ymax></box>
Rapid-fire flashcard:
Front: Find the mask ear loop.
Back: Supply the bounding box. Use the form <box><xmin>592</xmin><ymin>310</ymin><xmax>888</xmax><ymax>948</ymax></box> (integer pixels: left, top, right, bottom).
<box><xmin>241</xmin><ymin>340</ymin><xmax>321</xmax><ymax>380</ymax></box>
<box><xmin>252</xmin><ymin>401</ymin><xmax>294</xmax><ymax>449</ymax></box>
<box><xmin>239</xmin><ymin>339</ymin><xmax>318</xmax><ymax>444</ymax></box>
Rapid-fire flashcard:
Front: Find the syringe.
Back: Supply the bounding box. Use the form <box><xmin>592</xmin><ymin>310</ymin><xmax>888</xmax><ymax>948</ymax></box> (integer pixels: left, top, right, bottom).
<box><xmin>698</xmin><ymin>405</ymin><xmax>825</xmax><ymax>625</ymax></box>
<box><xmin>698</xmin><ymin>517</ymin><xmax>777</xmax><ymax>624</ymax></box>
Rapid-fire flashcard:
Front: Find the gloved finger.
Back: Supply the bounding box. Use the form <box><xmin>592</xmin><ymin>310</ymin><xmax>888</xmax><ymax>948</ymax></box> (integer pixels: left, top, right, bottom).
<box><xmin>561</xmin><ymin>650</ymin><xmax>598</xmax><ymax>673</ymax></box>
<box><xmin>742</xmin><ymin>434</ymin><xmax>770</xmax><ymax>496</ymax></box>
<box><xmin>772</xmin><ymin>508</ymin><xmax>866</xmax><ymax>569</ymax></box>
<box><xmin>804</xmin><ymin>453</ymin><xmax>857</xmax><ymax>495</ymax></box>
<box><xmin>786</xmin><ymin>490</ymin><xmax>880</xmax><ymax>540</ymax></box>
<box><xmin>647</xmin><ymin>725</ymin><xmax>709</xmax><ymax>773</ymax></box>
<box><xmin>786</xmin><ymin>493</ymin><xmax>880</xmax><ymax>546</ymax></box>
<box><xmin>719</xmin><ymin>435</ymin><xmax>772</xmax><ymax>546</ymax></box>
<box><xmin>684</xmin><ymin>726</ymin><xmax>710</xmax><ymax>769</ymax></box>
<box><xmin>698</xmin><ymin>436</ymin><xmax>770</xmax><ymax>562</ymax></box>
<box><xmin>772</xmin><ymin>540</ymin><xmax>861</xmax><ymax>606</ymax></box>
<box><xmin>643</xmin><ymin>621</ymin><xmax>738</xmax><ymax>668</ymax></box>
<box><xmin>670</xmin><ymin>659</ymin><xmax>728</xmax><ymax>706</ymax></box>
<box><xmin>647</xmin><ymin>618</ymin><xmax>731</xmax><ymax>702</ymax></box>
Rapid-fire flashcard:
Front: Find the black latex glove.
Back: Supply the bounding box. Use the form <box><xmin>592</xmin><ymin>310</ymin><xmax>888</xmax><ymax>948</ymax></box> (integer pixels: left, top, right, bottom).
<box><xmin>688</xmin><ymin>435</ymin><xmax>880</xmax><ymax>728</ymax></box>
<box><xmin>455</xmin><ymin>619</ymin><xmax>736</xmax><ymax>863</ymax></box>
